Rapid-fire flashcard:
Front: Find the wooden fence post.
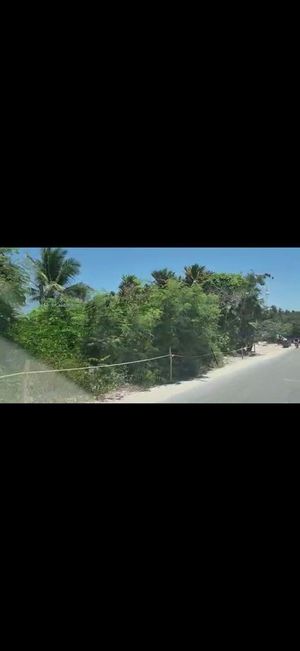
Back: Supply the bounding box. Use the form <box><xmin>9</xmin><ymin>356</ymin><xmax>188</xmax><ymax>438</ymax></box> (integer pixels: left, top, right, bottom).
<box><xmin>211</xmin><ymin>347</ymin><xmax>218</xmax><ymax>366</ymax></box>
<box><xmin>169</xmin><ymin>347</ymin><xmax>173</xmax><ymax>383</ymax></box>
<box><xmin>22</xmin><ymin>360</ymin><xmax>30</xmax><ymax>403</ymax></box>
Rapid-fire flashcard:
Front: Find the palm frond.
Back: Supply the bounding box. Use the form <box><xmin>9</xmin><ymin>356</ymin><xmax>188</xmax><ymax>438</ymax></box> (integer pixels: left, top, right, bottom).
<box><xmin>64</xmin><ymin>283</ymin><xmax>93</xmax><ymax>301</ymax></box>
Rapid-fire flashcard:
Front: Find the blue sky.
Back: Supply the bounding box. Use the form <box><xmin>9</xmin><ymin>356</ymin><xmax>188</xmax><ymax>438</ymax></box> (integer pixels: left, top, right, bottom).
<box><xmin>17</xmin><ymin>248</ymin><xmax>300</xmax><ymax>310</ymax></box>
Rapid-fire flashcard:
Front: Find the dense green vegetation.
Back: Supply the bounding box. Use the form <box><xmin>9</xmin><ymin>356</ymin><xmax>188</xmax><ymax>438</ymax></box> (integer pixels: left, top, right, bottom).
<box><xmin>0</xmin><ymin>248</ymin><xmax>27</xmax><ymax>335</ymax></box>
<box><xmin>1</xmin><ymin>248</ymin><xmax>299</xmax><ymax>399</ymax></box>
<box><xmin>257</xmin><ymin>306</ymin><xmax>300</xmax><ymax>342</ymax></box>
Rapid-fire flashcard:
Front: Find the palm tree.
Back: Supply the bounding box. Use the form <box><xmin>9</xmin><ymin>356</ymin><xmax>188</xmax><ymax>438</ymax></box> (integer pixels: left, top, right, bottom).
<box><xmin>28</xmin><ymin>248</ymin><xmax>92</xmax><ymax>304</ymax></box>
<box><xmin>183</xmin><ymin>264</ymin><xmax>211</xmax><ymax>286</ymax></box>
<box><xmin>151</xmin><ymin>269</ymin><xmax>176</xmax><ymax>287</ymax></box>
<box><xmin>118</xmin><ymin>275</ymin><xmax>142</xmax><ymax>297</ymax></box>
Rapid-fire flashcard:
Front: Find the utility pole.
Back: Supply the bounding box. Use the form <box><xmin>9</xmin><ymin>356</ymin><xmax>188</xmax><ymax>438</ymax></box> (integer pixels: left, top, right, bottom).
<box><xmin>265</xmin><ymin>288</ymin><xmax>270</xmax><ymax>310</ymax></box>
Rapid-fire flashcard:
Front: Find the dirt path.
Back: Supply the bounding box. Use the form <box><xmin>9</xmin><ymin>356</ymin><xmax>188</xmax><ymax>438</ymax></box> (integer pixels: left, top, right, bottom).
<box><xmin>100</xmin><ymin>343</ymin><xmax>291</xmax><ymax>403</ymax></box>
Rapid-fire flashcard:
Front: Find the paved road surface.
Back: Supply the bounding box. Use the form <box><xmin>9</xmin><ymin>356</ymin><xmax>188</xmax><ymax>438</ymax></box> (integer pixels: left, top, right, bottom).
<box><xmin>163</xmin><ymin>349</ymin><xmax>300</xmax><ymax>403</ymax></box>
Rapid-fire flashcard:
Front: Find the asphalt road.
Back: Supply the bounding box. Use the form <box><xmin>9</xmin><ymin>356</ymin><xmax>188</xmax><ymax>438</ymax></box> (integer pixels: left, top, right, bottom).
<box><xmin>163</xmin><ymin>349</ymin><xmax>300</xmax><ymax>403</ymax></box>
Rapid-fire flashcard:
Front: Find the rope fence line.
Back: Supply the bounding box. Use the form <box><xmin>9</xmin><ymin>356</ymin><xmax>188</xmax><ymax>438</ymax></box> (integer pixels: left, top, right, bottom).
<box><xmin>173</xmin><ymin>352</ymin><xmax>215</xmax><ymax>359</ymax></box>
<box><xmin>0</xmin><ymin>344</ymin><xmax>253</xmax><ymax>383</ymax></box>
<box><xmin>173</xmin><ymin>345</ymin><xmax>248</xmax><ymax>359</ymax></box>
<box><xmin>0</xmin><ymin>354</ymin><xmax>170</xmax><ymax>381</ymax></box>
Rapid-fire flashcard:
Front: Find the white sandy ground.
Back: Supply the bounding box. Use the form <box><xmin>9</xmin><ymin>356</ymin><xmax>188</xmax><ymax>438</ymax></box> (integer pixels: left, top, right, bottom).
<box><xmin>96</xmin><ymin>342</ymin><xmax>292</xmax><ymax>404</ymax></box>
